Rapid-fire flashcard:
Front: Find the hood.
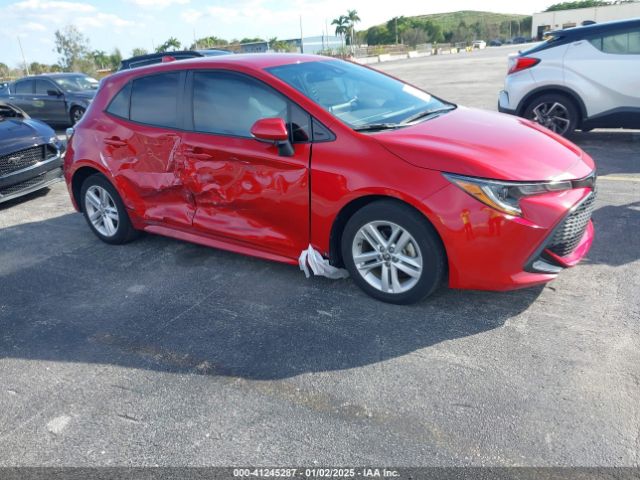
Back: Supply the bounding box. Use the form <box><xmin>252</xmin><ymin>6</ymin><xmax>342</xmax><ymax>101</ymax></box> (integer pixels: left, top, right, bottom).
<box><xmin>374</xmin><ymin>107</ymin><xmax>594</xmax><ymax>182</ymax></box>
<box><xmin>0</xmin><ymin>117</ymin><xmax>55</xmax><ymax>156</ymax></box>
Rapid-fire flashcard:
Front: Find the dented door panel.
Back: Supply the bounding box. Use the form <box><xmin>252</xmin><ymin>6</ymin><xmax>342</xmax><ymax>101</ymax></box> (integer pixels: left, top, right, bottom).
<box><xmin>180</xmin><ymin>131</ymin><xmax>310</xmax><ymax>259</ymax></box>
<box><xmin>102</xmin><ymin>119</ymin><xmax>195</xmax><ymax>228</ymax></box>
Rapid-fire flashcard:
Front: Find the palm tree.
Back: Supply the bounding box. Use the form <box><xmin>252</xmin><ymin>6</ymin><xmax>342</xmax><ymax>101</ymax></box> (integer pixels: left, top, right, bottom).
<box><xmin>331</xmin><ymin>15</ymin><xmax>349</xmax><ymax>48</ymax></box>
<box><xmin>346</xmin><ymin>9</ymin><xmax>361</xmax><ymax>48</ymax></box>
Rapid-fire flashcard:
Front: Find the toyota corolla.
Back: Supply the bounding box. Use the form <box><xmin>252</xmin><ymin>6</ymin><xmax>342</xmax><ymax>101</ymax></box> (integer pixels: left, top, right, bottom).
<box><xmin>64</xmin><ymin>54</ymin><xmax>596</xmax><ymax>304</ymax></box>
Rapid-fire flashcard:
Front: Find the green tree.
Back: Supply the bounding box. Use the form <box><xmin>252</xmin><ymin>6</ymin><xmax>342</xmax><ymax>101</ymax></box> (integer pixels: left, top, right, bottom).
<box><xmin>190</xmin><ymin>36</ymin><xmax>228</xmax><ymax>49</ymax></box>
<box><xmin>92</xmin><ymin>50</ymin><xmax>109</xmax><ymax>69</ymax></box>
<box><xmin>155</xmin><ymin>37</ymin><xmax>182</xmax><ymax>52</ymax></box>
<box><xmin>54</xmin><ymin>25</ymin><xmax>95</xmax><ymax>73</ymax></box>
<box><xmin>108</xmin><ymin>48</ymin><xmax>122</xmax><ymax>70</ymax></box>
<box><xmin>346</xmin><ymin>9</ymin><xmax>361</xmax><ymax>46</ymax></box>
<box><xmin>131</xmin><ymin>47</ymin><xmax>148</xmax><ymax>57</ymax></box>
<box><xmin>0</xmin><ymin>62</ymin><xmax>10</xmax><ymax>78</ymax></box>
<box><xmin>332</xmin><ymin>15</ymin><xmax>349</xmax><ymax>47</ymax></box>
<box><xmin>546</xmin><ymin>0</ymin><xmax>611</xmax><ymax>11</ymax></box>
<box><xmin>366</xmin><ymin>25</ymin><xmax>392</xmax><ymax>45</ymax></box>
<box><xmin>239</xmin><ymin>37</ymin><xmax>264</xmax><ymax>44</ymax></box>
<box><xmin>268</xmin><ymin>37</ymin><xmax>295</xmax><ymax>52</ymax></box>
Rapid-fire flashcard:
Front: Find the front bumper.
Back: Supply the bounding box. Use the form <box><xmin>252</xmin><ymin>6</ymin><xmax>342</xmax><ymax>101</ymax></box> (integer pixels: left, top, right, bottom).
<box><xmin>0</xmin><ymin>154</ymin><xmax>63</xmax><ymax>204</ymax></box>
<box><xmin>424</xmin><ymin>183</ymin><xmax>595</xmax><ymax>291</ymax></box>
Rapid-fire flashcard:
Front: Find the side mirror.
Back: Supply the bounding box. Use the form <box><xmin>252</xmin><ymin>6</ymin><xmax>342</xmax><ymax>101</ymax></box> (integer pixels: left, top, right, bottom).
<box><xmin>250</xmin><ymin>118</ymin><xmax>293</xmax><ymax>156</ymax></box>
<box><xmin>47</xmin><ymin>89</ymin><xmax>61</xmax><ymax>97</ymax></box>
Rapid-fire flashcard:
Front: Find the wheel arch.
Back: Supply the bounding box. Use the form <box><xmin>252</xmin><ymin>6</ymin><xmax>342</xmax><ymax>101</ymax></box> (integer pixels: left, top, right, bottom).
<box><xmin>71</xmin><ymin>165</ymin><xmax>108</xmax><ymax>212</ymax></box>
<box><xmin>516</xmin><ymin>86</ymin><xmax>587</xmax><ymax>124</ymax></box>
<box><xmin>328</xmin><ymin>194</ymin><xmax>447</xmax><ymax>269</ymax></box>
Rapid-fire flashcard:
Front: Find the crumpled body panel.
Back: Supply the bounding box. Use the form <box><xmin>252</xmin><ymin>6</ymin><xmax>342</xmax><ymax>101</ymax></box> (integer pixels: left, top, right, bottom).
<box><xmin>179</xmin><ymin>132</ymin><xmax>310</xmax><ymax>259</ymax></box>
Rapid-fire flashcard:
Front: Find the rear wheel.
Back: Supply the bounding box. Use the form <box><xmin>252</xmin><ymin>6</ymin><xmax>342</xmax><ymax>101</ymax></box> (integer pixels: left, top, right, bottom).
<box><xmin>523</xmin><ymin>93</ymin><xmax>579</xmax><ymax>137</ymax></box>
<box><xmin>341</xmin><ymin>201</ymin><xmax>446</xmax><ymax>304</ymax></box>
<box><xmin>80</xmin><ymin>174</ymin><xmax>138</xmax><ymax>244</ymax></box>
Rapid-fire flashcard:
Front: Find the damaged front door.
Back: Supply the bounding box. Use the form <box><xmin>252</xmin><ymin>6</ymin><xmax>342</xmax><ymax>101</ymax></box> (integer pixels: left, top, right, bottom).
<box><xmin>179</xmin><ymin>70</ymin><xmax>312</xmax><ymax>260</ymax></box>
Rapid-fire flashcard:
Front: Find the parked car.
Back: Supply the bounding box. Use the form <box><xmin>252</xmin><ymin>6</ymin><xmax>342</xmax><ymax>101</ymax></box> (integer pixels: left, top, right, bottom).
<box><xmin>0</xmin><ymin>101</ymin><xmax>63</xmax><ymax>204</ymax></box>
<box><xmin>489</xmin><ymin>39</ymin><xmax>503</xmax><ymax>47</ymax></box>
<box><xmin>511</xmin><ymin>36</ymin><xmax>527</xmax><ymax>44</ymax></box>
<box><xmin>64</xmin><ymin>54</ymin><xmax>596</xmax><ymax>304</ymax></box>
<box><xmin>499</xmin><ymin>18</ymin><xmax>640</xmax><ymax>136</ymax></box>
<box><xmin>118</xmin><ymin>49</ymin><xmax>232</xmax><ymax>70</ymax></box>
<box><xmin>0</xmin><ymin>73</ymin><xmax>97</xmax><ymax>127</ymax></box>
<box><xmin>472</xmin><ymin>40</ymin><xmax>487</xmax><ymax>49</ymax></box>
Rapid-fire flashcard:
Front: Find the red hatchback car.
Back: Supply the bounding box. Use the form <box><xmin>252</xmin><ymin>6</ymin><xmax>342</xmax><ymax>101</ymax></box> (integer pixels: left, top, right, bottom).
<box><xmin>64</xmin><ymin>54</ymin><xmax>596</xmax><ymax>304</ymax></box>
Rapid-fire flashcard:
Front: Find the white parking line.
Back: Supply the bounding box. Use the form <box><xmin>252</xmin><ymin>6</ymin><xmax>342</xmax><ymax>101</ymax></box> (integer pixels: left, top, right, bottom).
<box><xmin>597</xmin><ymin>175</ymin><xmax>640</xmax><ymax>183</ymax></box>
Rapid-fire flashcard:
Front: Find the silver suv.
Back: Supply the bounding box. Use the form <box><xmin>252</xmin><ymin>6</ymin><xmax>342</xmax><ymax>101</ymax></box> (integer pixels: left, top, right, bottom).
<box><xmin>499</xmin><ymin>18</ymin><xmax>640</xmax><ymax>136</ymax></box>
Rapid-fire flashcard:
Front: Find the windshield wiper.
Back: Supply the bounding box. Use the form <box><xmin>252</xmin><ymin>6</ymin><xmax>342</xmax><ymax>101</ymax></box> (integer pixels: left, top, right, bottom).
<box><xmin>353</xmin><ymin>123</ymin><xmax>402</xmax><ymax>132</ymax></box>
<box><xmin>401</xmin><ymin>106</ymin><xmax>456</xmax><ymax>125</ymax></box>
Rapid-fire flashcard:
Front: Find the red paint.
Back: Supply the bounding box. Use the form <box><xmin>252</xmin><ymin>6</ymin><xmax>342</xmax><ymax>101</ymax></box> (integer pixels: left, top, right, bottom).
<box><xmin>64</xmin><ymin>54</ymin><xmax>596</xmax><ymax>292</ymax></box>
<box><xmin>250</xmin><ymin>118</ymin><xmax>289</xmax><ymax>141</ymax></box>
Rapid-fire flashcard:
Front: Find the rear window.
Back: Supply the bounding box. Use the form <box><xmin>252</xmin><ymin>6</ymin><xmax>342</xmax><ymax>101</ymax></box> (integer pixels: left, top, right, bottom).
<box><xmin>590</xmin><ymin>29</ymin><xmax>640</xmax><ymax>54</ymax></box>
<box><xmin>129</xmin><ymin>73</ymin><xmax>179</xmax><ymax>128</ymax></box>
<box><xmin>106</xmin><ymin>82</ymin><xmax>131</xmax><ymax>119</ymax></box>
<box><xmin>14</xmin><ymin>80</ymin><xmax>33</xmax><ymax>94</ymax></box>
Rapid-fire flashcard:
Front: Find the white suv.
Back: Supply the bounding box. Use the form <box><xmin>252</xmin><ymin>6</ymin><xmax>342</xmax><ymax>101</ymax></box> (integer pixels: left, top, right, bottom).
<box><xmin>499</xmin><ymin>18</ymin><xmax>640</xmax><ymax>136</ymax></box>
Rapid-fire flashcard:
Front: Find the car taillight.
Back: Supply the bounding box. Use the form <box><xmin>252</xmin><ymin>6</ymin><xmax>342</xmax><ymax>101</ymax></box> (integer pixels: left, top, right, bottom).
<box><xmin>508</xmin><ymin>56</ymin><xmax>540</xmax><ymax>75</ymax></box>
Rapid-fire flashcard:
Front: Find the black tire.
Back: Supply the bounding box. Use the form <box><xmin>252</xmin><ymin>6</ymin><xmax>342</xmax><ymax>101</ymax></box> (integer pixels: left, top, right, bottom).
<box><xmin>80</xmin><ymin>173</ymin><xmax>138</xmax><ymax>245</ymax></box>
<box><xmin>341</xmin><ymin>200</ymin><xmax>446</xmax><ymax>304</ymax></box>
<box><xmin>70</xmin><ymin>106</ymin><xmax>85</xmax><ymax>125</ymax></box>
<box><xmin>523</xmin><ymin>93</ymin><xmax>579</xmax><ymax>137</ymax></box>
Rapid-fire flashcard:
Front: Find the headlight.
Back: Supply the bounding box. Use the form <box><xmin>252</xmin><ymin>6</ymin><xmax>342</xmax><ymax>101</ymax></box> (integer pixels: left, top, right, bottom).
<box><xmin>443</xmin><ymin>173</ymin><xmax>572</xmax><ymax>216</ymax></box>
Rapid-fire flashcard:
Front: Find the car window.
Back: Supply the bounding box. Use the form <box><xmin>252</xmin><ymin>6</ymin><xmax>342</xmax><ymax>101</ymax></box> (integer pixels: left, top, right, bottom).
<box><xmin>267</xmin><ymin>60</ymin><xmax>452</xmax><ymax>128</ymax></box>
<box><xmin>192</xmin><ymin>71</ymin><xmax>289</xmax><ymax>138</ymax></box>
<box><xmin>52</xmin><ymin>75</ymin><xmax>98</xmax><ymax>92</ymax></box>
<box><xmin>106</xmin><ymin>82</ymin><xmax>132</xmax><ymax>119</ymax></box>
<box><xmin>589</xmin><ymin>29</ymin><xmax>640</xmax><ymax>54</ymax></box>
<box><xmin>130</xmin><ymin>73</ymin><xmax>179</xmax><ymax>128</ymax></box>
<box><xmin>14</xmin><ymin>80</ymin><xmax>33</xmax><ymax>94</ymax></box>
<box><xmin>35</xmin><ymin>79</ymin><xmax>56</xmax><ymax>95</ymax></box>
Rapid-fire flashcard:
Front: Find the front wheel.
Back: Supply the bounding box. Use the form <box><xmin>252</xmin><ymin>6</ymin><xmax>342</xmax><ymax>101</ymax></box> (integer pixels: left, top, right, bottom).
<box><xmin>523</xmin><ymin>93</ymin><xmax>578</xmax><ymax>137</ymax></box>
<box><xmin>341</xmin><ymin>201</ymin><xmax>446</xmax><ymax>304</ymax></box>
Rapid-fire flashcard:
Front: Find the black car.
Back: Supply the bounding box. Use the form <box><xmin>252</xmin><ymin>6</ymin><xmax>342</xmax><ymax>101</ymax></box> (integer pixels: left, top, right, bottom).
<box><xmin>0</xmin><ymin>101</ymin><xmax>63</xmax><ymax>204</ymax></box>
<box><xmin>0</xmin><ymin>73</ymin><xmax>98</xmax><ymax>127</ymax></box>
<box><xmin>118</xmin><ymin>49</ymin><xmax>232</xmax><ymax>70</ymax></box>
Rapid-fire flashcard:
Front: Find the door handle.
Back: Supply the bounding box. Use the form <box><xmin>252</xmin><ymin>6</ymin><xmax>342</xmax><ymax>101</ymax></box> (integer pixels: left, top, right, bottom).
<box><xmin>104</xmin><ymin>137</ymin><xmax>127</xmax><ymax>147</ymax></box>
<box><xmin>184</xmin><ymin>147</ymin><xmax>212</xmax><ymax>160</ymax></box>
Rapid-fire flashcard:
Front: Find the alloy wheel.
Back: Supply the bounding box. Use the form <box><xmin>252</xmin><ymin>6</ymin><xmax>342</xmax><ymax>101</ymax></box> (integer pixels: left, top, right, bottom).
<box><xmin>530</xmin><ymin>102</ymin><xmax>571</xmax><ymax>135</ymax></box>
<box><xmin>85</xmin><ymin>185</ymin><xmax>119</xmax><ymax>237</ymax></box>
<box><xmin>351</xmin><ymin>221</ymin><xmax>423</xmax><ymax>294</ymax></box>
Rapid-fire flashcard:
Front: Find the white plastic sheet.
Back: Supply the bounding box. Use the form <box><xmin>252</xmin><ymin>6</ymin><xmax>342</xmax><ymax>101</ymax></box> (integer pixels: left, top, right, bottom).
<box><xmin>298</xmin><ymin>244</ymin><xmax>350</xmax><ymax>280</ymax></box>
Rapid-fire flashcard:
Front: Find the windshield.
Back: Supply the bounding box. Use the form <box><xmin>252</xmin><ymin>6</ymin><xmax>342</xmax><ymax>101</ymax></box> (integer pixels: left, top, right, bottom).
<box><xmin>266</xmin><ymin>60</ymin><xmax>453</xmax><ymax>129</ymax></box>
<box><xmin>53</xmin><ymin>75</ymin><xmax>99</xmax><ymax>92</ymax></box>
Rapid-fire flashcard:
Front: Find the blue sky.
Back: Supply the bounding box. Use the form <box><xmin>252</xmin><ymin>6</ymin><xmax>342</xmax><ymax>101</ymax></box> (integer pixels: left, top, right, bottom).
<box><xmin>0</xmin><ymin>0</ymin><xmax>553</xmax><ymax>67</ymax></box>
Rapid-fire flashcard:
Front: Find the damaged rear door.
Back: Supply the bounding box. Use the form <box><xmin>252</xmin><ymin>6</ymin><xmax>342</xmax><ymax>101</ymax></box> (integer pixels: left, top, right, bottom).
<box><xmin>179</xmin><ymin>70</ymin><xmax>312</xmax><ymax>260</ymax></box>
<box><xmin>104</xmin><ymin>71</ymin><xmax>195</xmax><ymax>228</ymax></box>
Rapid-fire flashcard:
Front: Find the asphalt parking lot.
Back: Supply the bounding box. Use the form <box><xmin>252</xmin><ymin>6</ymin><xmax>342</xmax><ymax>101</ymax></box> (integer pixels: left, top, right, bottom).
<box><xmin>1</xmin><ymin>46</ymin><xmax>639</xmax><ymax>466</ymax></box>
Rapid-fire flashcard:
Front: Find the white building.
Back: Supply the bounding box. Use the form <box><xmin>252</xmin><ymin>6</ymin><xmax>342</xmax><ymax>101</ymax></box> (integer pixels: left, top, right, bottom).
<box><xmin>532</xmin><ymin>2</ymin><xmax>640</xmax><ymax>39</ymax></box>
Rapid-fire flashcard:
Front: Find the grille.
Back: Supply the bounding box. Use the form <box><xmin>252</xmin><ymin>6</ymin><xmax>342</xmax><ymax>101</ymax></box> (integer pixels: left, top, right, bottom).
<box><xmin>0</xmin><ymin>146</ymin><xmax>45</xmax><ymax>176</ymax></box>
<box><xmin>547</xmin><ymin>189</ymin><xmax>597</xmax><ymax>257</ymax></box>
<box><xmin>0</xmin><ymin>174</ymin><xmax>47</xmax><ymax>196</ymax></box>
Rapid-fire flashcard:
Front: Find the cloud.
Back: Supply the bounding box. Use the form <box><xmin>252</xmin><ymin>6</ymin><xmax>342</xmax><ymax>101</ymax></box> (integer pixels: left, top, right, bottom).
<box><xmin>23</xmin><ymin>21</ymin><xmax>47</xmax><ymax>31</ymax></box>
<box><xmin>76</xmin><ymin>12</ymin><xmax>136</xmax><ymax>29</ymax></box>
<box><xmin>12</xmin><ymin>0</ymin><xmax>96</xmax><ymax>13</ymax></box>
<box><xmin>180</xmin><ymin>8</ymin><xmax>203</xmax><ymax>23</ymax></box>
<box><xmin>127</xmin><ymin>0</ymin><xmax>189</xmax><ymax>8</ymax></box>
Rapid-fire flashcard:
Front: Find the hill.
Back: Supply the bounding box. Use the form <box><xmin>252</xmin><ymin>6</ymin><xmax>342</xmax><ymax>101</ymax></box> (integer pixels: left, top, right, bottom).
<box><xmin>364</xmin><ymin>10</ymin><xmax>532</xmax><ymax>46</ymax></box>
